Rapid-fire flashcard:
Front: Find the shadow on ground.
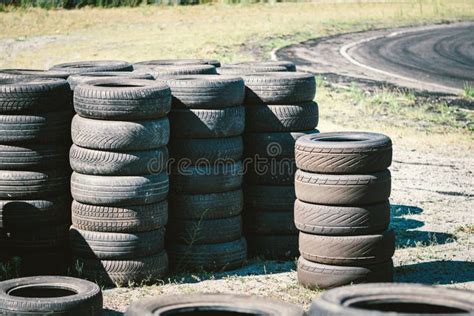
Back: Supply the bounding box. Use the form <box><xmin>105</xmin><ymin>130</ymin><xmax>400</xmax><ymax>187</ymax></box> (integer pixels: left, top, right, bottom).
<box><xmin>396</xmin><ymin>260</ymin><xmax>474</xmax><ymax>285</ymax></box>
<box><xmin>390</xmin><ymin>204</ymin><xmax>456</xmax><ymax>248</ymax></box>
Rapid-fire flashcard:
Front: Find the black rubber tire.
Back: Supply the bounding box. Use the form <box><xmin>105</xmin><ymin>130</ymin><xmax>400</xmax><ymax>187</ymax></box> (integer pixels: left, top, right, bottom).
<box><xmin>243</xmin><ymin>72</ymin><xmax>316</xmax><ymax>105</ymax></box>
<box><xmin>73</xmin><ymin>251</ymin><xmax>168</xmax><ymax>286</ymax></box>
<box><xmin>308</xmin><ymin>283</ymin><xmax>474</xmax><ymax>315</ymax></box>
<box><xmin>70</xmin><ymin>145</ymin><xmax>168</xmax><ymax>176</ymax></box>
<box><xmin>68</xmin><ymin>71</ymin><xmax>154</xmax><ymax>90</ymax></box>
<box><xmin>0</xmin><ymin>111</ymin><xmax>71</xmax><ymax>144</ymax></box>
<box><xmin>126</xmin><ymin>293</ymin><xmax>304</xmax><ymax>316</ymax></box>
<box><xmin>169</xmin><ymin>106</ymin><xmax>245</xmax><ymax>138</ymax></box>
<box><xmin>0</xmin><ymin>196</ymin><xmax>71</xmax><ymax>230</ymax></box>
<box><xmin>299</xmin><ymin>229</ymin><xmax>395</xmax><ymax>265</ymax></box>
<box><xmin>168</xmin><ymin>237</ymin><xmax>246</xmax><ymax>272</ymax></box>
<box><xmin>245</xmin><ymin>158</ymin><xmax>296</xmax><ymax>185</ymax></box>
<box><xmin>244</xmin><ymin>210</ymin><xmax>297</xmax><ymax>235</ymax></box>
<box><xmin>0</xmin><ymin>276</ymin><xmax>102</xmax><ymax>316</ymax></box>
<box><xmin>71</xmin><ymin>200</ymin><xmax>168</xmax><ymax>233</ymax></box>
<box><xmin>247</xmin><ymin>234</ymin><xmax>298</xmax><ymax>259</ymax></box>
<box><xmin>0</xmin><ymin>69</ymin><xmax>70</xmax><ymax>79</ymax></box>
<box><xmin>70</xmin><ymin>226</ymin><xmax>165</xmax><ymax>260</ymax></box>
<box><xmin>71</xmin><ymin>171</ymin><xmax>169</xmax><ymax>206</ymax></box>
<box><xmin>50</xmin><ymin>60</ymin><xmax>133</xmax><ymax>74</ymax></box>
<box><xmin>297</xmin><ymin>257</ymin><xmax>394</xmax><ymax>290</ymax></box>
<box><xmin>134</xmin><ymin>59</ymin><xmax>221</xmax><ymax>68</ymax></box>
<box><xmin>157</xmin><ymin>75</ymin><xmax>245</xmax><ymax>108</ymax></box>
<box><xmin>71</xmin><ymin>115</ymin><xmax>169</xmax><ymax>151</ymax></box>
<box><xmin>167</xmin><ymin>216</ymin><xmax>242</xmax><ymax>245</ymax></box>
<box><xmin>229</xmin><ymin>61</ymin><xmax>296</xmax><ymax>71</ymax></box>
<box><xmin>0</xmin><ymin>224</ymin><xmax>69</xmax><ymax>251</ymax></box>
<box><xmin>295</xmin><ymin>170</ymin><xmax>391</xmax><ymax>206</ymax></box>
<box><xmin>73</xmin><ymin>79</ymin><xmax>171</xmax><ymax>120</ymax></box>
<box><xmin>295</xmin><ymin>132</ymin><xmax>392</xmax><ymax>174</ymax></box>
<box><xmin>244</xmin><ymin>130</ymin><xmax>319</xmax><ymax>159</ymax></box>
<box><xmin>170</xmin><ymin>161</ymin><xmax>243</xmax><ymax>194</ymax></box>
<box><xmin>149</xmin><ymin>64</ymin><xmax>217</xmax><ymax>78</ymax></box>
<box><xmin>0</xmin><ymin>144</ymin><xmax>68</xmax><ymax>170</ymax></box>
<box><xmin>245</xmin><ymin>102</ymin><xmax>318</xmax><ymax>132</ymax></box>
<box><xmin>294</xmin><ymin>199</ymin><xmax>390</xmax><ymax>235</ymax></box>
<box><xmin>0</xmin><ymin>78</ymin><xmax>71</xmax><ymax>113</ymax></box>
<box><xmin>169</xmin><ymin>190</ymin><xmax>243</xmax><ymax>220</ymax></box>
<box><xmin>244</xmin><ymin>184</ymin><xmax>295</xmax><ymax>212</ymax></box>
<box><xmin>0</xmin><ymin>169</ymin><xmax>69</xmax><ymax>199</ymax></box>
<box><xmin>169</xmin><ymin>136</ymin><xmax>243</xmax><ymax>164</ymax></box>
<box><xmin>218</xmin><ymin>65</ymin><xmax>288</xmax><ymax>75</ymax></box>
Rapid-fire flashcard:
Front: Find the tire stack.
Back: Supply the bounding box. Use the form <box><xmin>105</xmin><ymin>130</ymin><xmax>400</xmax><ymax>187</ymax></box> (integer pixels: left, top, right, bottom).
<box><xmin>0</xmin><ymin>77</ymin><xmax>72</xmax><ymax>276</ymax></box>
<box><xmin>68</xmin><ymin>78</ymin><xmax>171</xmax><ymax>285</ymax></box>
<box><xmin>133</xmin><ymin>59</ymin><xmax>219</xmax><ymax>79</ymax></box>
<box><xmin>241</xmin><ymin>71</ymin><xmax>319</xmax><ymax>259</ymax></box>
<box><xmin>294</xmin><ymin>132</ymin><xmax>395</xmax><ymax>289</ymax></box>
<box><xmin>159</xmin><ymin>75</ymin><xmax>247</xmax><ymax>272</ymax></box>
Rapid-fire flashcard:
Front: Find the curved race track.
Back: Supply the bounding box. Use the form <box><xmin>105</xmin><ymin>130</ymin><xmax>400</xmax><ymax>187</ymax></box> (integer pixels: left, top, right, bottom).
<box><xmin>276</xmin><ymin>22</ymin><xmax>474</xmax><ymax>94</ymax></box>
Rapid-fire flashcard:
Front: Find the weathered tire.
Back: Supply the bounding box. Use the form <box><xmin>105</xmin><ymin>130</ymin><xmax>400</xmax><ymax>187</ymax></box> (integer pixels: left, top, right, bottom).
<box><xmin>0</xmin><ymin>144</ymin><xmax>68</xmax><ymax>170</ymax></box>
<box><xmin>157</xmin><ymin>75</ymin><xmax>245</xmax><ymax>108</ymax></box>
<box><xmin>74</xmin><ymin>251</ymin><xmax>168</xmax><ymax>286</ymax></box>
<box><xmin>294</xmin><ymin>200</ymin><xmax>390</xmax><ymax>235</ymax></box>
<box><xmin>244</xmin><ymin>210</ymin><xmax>297</xmax><ymax>235</ymax></box>
<box><xmin>134</xmin><ymin>59</ymin><xmax>221</xmax><ymax>68</ymax></box>
<box><xmin>245</xmin><ymin>102</ymin><xmax>318</xmax><ymax>132</ymax></box>
<box><xmin>170</xmin><ymin>161</ymin><xmax>243</xmax><ymax>194</ymax></box>
<box><xmin>295</xmin><ymin>170</ymin><xmax>391</xmax><ymax>205</ymax></box>
<box><xmin>0</xmin><ymin>78</ymin><xmax>71</xmax><ymax>113</ymax></box>
<box><xmin>70</xmin><ymin>226</ymin><xmax>165</xmax><ymax>259</ymax></box>
<box><xmin>247</xmin><ymin>234</ymin><xmax>298</xmax><ymax>259</ymax></box>
<box><xmin>244</xmin><ymin>130</ymin><xmax>319</xmax><ymax>159</ymax></box>
<box><xmin>0</xmin><ymin>169</ymin><xmax>69</xmax><ymax>199</ymax></box>
<box><xmin>149</xmin><ymin>64</ymin><xmax>217</xmax><ymax>78</ymax></box>
<box><xmin>0</xmin><ymin>276</ymin><xmax>102</xmax><ymax>316</ymax></box>
<box><xmin>73</xmin><ymin>79</ymin><xmax>171</xmax><ymax>120</ymax></box>
<box><xmin>68</xmin><ymin>71</ymin><xmax>153</xmax><ymax>90</ymax></box>
<box><xmin>0</xmin><ymin>69</ymin><xmax>70</xmax><ymax>80</ymax></box>
<box><xmin>243</xmin><ymin>72</ymin><xmax>316</xmax><ymax>104</ymax></box>
<box><xmin>51</xmin><ymin>60</ymin><xmax>133</xmax><ymax>74</ymax></box>
<box><xmin>169</xmin><ymin>190</ymin><xmax>242</xmax><ymax>220</ymax></box>
<box><xmin>126</xmin><ymin>293</ymin><xmax>304</xmax><ymax>316</ymax></box>
<box><xmin>169</xmin><ymin>106</ymin><xmax>245</xmax><ymax>138</ymax></box>
<box><xmin>0</xmin><ymin>196</ymin><xmax>70</xmax><ymax>230</ymax></box>
<box><xmin>71</xmin><ymin>115</ymin><xmax>169</xmax><ymax>151</ymax></box>
<box><xmin>0</xmin><ymin>224</ymin><xmax>68</xmax><ymax>251</ymax></box>
<box><xmin>167</xmin><ymin>216</ymin><xmax>242</xmax><ymax>245</ymax></box>
<box><xmin>245</xmin><ymin>158</ymin><xmax>296</xmax><ymax>185</ymax></box>
<box><xmin>71</xmin><ymin>172</ymin><xmax>169</xmax><ymax>206</ymax></box>
<box><xmin>295</xmin><ymin>132</ymin><xmax>392</xmax><ymax>174</ymax></box>
<box><xmin>168</xmin><ymin>237</ymin><xmax>246</xmax><ymax>271</ymax></box>
<box><xmin>0</xmin><ymin>111</ymin><xmax>71</xmax><ymax>144</ymax></box>
<box><xmin>298</xmin><ymin>257</ymin><xmax>393</xmax><ymax>290</ymax></box>
<box><xmin>299</xmin><ymin>229</ymin><xmax>395</xmax><ymax>265</ymax></box>
<box><xmin>308</xmin><ymin>283</ymin><xmax>474</xmax><ymax>315</ymax></box>
<box><xmin>169</xmin><ymin>136</ymin><xmax>243</xmax><ymax>164</ymax></box>
<box><xmin>244</xmin><ymin>184</ymin><xmax>295</xmax><ymax>212</ymax></box>
<box><xmin>230</xmin><ymin>61</ymin><xmax>296</xmax><ymax>72</ymax></box>
<box><xmin>71</xmin><ymin>200</ymin><xmax>168</xmax><ymax>233</ymax></box>
<box><xmin>70</xmin><ymin>145</ymin><xmax>168</xmax><ymax>176</ymax></box>
<box><xmin>218</xmin><ymin>65</ymin><xmax>288</xmax><ymax>75</ymax></box>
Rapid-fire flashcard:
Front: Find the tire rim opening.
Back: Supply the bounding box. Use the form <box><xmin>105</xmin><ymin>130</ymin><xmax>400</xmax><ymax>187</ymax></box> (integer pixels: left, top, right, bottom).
<box><xmin>316</xmin><ymin>136</ymin><xmax>368</xmax><ymax>142</ymax></box>
<box><xmin>162</xmin><ymin>307</ymin><xmax>263</xmax><ymax>316</ymax></box>
<box><xmin>94</xmin><ymin>83</ymin><xmax>145</xmax><ymax>88</ymax></box>
<box><xmin>350</xmin><ymin>301</ymin><xmax>470</xmax><ymax>314</ymax></box>
<box><xmin>8</xmin><ymin>285</ymin><xmax>77</xmax><ymax>298</ymax></box>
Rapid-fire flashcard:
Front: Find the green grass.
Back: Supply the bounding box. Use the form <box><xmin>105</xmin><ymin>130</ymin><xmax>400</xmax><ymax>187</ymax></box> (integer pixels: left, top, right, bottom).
<box><xmin>463</xmin><ymin>83</ymin><xmax>474</xmax><ymax>99</ymax></box>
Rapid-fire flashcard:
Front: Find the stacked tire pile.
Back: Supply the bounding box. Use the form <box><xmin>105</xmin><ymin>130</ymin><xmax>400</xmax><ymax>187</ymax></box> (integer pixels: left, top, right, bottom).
<box><xmin>69</xmin><ymin>78</ymin><xmax>171</xmax><ymax>285</ymax></box>
<box><xmin>160</xmin><ymin>75</ymin><xmax>247</xmax><ymax>271</ymax></box>
<box><xmin>294</xmin><ymin>132</ymin><xmax>395</xmax><ymax>289</ymax></box>
<box><xmin>0</xmin><ymin>77</ymin><xmax>72</xmax><ymax>276</ymax></box>
<box><xmin>242</xmin><ymin>71</ymin><xmax>319</xmax><ymax>259</ymax></box>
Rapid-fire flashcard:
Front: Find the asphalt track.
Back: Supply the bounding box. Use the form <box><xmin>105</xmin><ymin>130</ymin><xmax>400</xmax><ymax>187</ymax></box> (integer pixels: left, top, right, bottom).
<box><xmin>276</xmin><ymin>22</ymin><xmax>474</xmax><ymax>94</ymax></box>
